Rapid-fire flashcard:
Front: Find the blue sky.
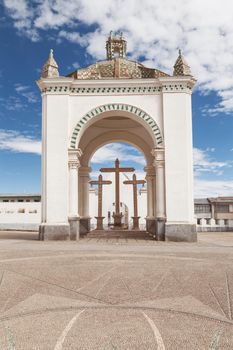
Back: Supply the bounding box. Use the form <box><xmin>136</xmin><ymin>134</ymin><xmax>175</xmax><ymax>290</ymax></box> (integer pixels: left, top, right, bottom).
<box><xmin>0</xmin><ymin>0</ymin><xmax>233</xmax><ymax>197</ymax></box>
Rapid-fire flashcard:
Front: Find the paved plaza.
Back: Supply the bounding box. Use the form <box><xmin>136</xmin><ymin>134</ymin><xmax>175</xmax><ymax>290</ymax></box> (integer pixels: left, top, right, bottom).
<box><xmin>0</xmin><ymin>231</ymin><xmax>233</xmax><ymax>349</ymax></box>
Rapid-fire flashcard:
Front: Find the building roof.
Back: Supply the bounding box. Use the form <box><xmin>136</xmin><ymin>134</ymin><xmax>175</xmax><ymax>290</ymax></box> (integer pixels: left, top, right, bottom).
<box><xmin>67</xmin><ymin>32</ymin><xmax>170</xmax><ymax>80</ymax></box>
<box><xmin>0</xmin><ymin>194</ymin><xmax>41</xmax><ymax>198</ymax></box>
<box><xmin>194</xmin><ymin>198</ymin><xmax>210</xmax><ymax>204</ymax></box>
<box><xmin>67</xmin><ymin>58</ymin><xmax>169</xmax><ymax>80</ymax></box>
<box><xmin>208</xmin><ymin>197</ymin><xmax>233</xmax><ymax>203</ymax></box>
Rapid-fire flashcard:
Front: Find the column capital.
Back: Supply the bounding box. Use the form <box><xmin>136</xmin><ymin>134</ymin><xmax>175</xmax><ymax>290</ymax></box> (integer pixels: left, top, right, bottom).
<box><xmin>151</xmin><ymin>147</ymin><xmax>165</xmax><ymax>168</ymax></box>
<box><xmin>68</xmin><ymin>148</ymin><xmax>82</xmax><ymax>169</ymax></box>
<box><xmin>79</xmin><ymin>166</ymin><xmax>92</xmax><ymax>176</ymax></box>
<box><xmin>68</xmin><ymin>148</ymin><xmax>83</xmax><ymax>158</ymax></box>
<box><xmin>144</xmin><ymin>165</ymin><xmax>156</xmax><ymax>177</ymax></box>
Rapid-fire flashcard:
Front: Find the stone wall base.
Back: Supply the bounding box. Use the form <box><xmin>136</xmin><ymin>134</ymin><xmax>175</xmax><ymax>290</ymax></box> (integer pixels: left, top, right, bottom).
<box><xmin>79</xmin><ymin>217</ymin><xmax>91</xmax><ymax>236</ymax></box>
<box><xmin>197</xmin><ymin>226</ymin><xmax>233</xmax><ymax>232</ymax></box>
<box><xmin>39</xmin><ymin>223</ymin><xmax>70</xmax><ymax>241</ymax></box>
<box><xmin>69</xmin><ymin>216</ymin><xmax>80</xmax><ymax>240</ymax></box>
<box><xmin>165</xmin><ymin>223</ymin><xmax>197</xmax><ymax>242</ymax></box>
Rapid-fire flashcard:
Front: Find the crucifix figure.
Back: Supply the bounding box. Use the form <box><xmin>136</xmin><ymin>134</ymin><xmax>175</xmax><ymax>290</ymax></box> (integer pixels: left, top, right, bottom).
<box><xmin>90</xmin><ymin>174</ymin><xmax>112</xmax><ymax>230</ymax></box>
<box><xmin>100</xmin><ymin>159</ymin><xmax>135</xmax><ymax>227</ymax></box>
<box><xmin>123</xmin><ymin>174</ymin><xmax>146</xmax><ymax>229</ymax></box>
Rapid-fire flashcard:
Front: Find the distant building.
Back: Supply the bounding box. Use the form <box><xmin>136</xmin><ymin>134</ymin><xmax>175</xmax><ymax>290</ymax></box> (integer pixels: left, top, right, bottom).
<box><xmin>0</xmin><ymin>194</ymin><xmax>41</xmax><ymax>231</ymax></box>
<box><xmin>195</xmin><ymin>197</ymin><xmax>233</xmax><ymax>231</ymax></box>
<box><xmin>0</xmin><ymin>194</ymin><xmax>41</xmax><ymax>203</ymax></box>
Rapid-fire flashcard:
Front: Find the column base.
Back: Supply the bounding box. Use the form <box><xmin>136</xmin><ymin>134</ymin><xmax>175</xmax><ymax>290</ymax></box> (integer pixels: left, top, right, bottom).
<box><xmin>146</xmin><ymin>217</ymin><xmax>166</xmax><ymax>240</ymax></box>
<box><xmin>95</xmin><ymin>216</ymin><xmax>105</xmax><ymax>230</ymax></box>
<box><xmin>79</xmin><ymin>217</ymin><xmax>91</xmax><ymax>236</ymax></box>
<box><xmin>156</xmin><ymin>218</ymin><xmax>166</xmax><ymax>241</ymax></box>
<box><xmin>165</xmin><ymin>223</ymin><xmax>197</xmax><ymax>242</ymax></box>
<box><xmin>113</xmin><ymin>213</ymin><xmax>123</xmax><ymax>227</ymax></box>
<box><xmin>131</xmin><ymin>216</ymin><xmax>140</xmax><ymax>230</ymax></box>
<box><xmin>146</xmin><ymin>217</ymin><xmax>156</xmax><ymax>239</ymax></box>
<box><xmin>69</xmin><ymin>216</ymin><xmax>80</xmax><ymax>241</ymax></box>
<box><xmin>39</xmin><ymin>223</ymin><xmax>70</xmax><ymax>241</ymax></box>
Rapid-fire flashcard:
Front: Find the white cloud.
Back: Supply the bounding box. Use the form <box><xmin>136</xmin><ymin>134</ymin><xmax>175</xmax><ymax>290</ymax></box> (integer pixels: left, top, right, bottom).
<box><xmin>194</xmin><ymin>179</ymin><xmax>233</xmax><ymax>198</ymax></box>
<box><xmin>0</xmin><ymin>129</ymin><xmax>41</xmax><ymax>154</ymax></box>
<box><xmin>0</xmin><ymin>96</ymin><xmax>24</xmax><ymax>111</ymax></box>
<box><xmin>91</xmin><ymin>143</ymin><xmax>146</xmax><ymax>166</ymax></box>
<box><xmin>193</xmin><ymin>147</ymin><xmax>229</xmax><ymax>176</ymax></box>
<box><xmin>3</xmin><ymin>0</ymin><xmax>39</xmax><ymax>41</ymax></box>
<box><xmin>14</xmin><ymin>83</ymin><xmax>37</xmax><ymax>103</ymax></box>
<box><xmin>3</xmin><ymin>0</ymin><xmax>233</xmax><ymax>113</ymax></box>
<box><xmin>193</xmin><ymin>147</ymin><xmax>233</xmax><ymax>197</ymax></box>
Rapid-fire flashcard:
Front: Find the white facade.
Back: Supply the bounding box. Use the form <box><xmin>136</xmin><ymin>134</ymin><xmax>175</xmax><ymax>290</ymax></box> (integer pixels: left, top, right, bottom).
<box><xmin>37</xmin><ymin>33</ymin><xmax>197</xmax><ymax>241</ymax></box>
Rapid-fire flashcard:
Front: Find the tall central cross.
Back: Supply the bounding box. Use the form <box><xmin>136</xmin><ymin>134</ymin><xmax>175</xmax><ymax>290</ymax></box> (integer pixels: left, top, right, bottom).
<box><xmin>100</xmin><ymin>159</ymin><xmax>135</xmax><ymax>227</ymax></box>
<box><xmin>90</xmin><ymin>174</ymin><xmax>112</xmax><ymax>230</ymax></box>
<box><xmin>123</xmin><ymin>174</ymin><xmax>146</xmax><ymax>229</ymax></box>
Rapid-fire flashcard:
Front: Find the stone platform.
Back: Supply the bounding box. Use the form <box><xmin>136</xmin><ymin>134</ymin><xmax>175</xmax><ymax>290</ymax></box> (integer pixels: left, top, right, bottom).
<box><xmin>0</xmin><ymin>231</ymin><xmax>232</xmax><ymax>349</ymax></box>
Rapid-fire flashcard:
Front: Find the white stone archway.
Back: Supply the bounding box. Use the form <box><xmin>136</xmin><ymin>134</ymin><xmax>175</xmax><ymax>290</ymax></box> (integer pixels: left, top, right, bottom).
<box><xmin>37</xmin><ymin>33</ymin><xmax>197</xmax><ymax>242</ymax></box>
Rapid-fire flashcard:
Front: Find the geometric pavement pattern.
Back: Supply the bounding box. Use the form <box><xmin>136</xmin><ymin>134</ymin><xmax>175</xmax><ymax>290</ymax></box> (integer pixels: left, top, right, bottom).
<box><xmin>0</xmin><ymin>231</ymin><xmax>233</xmax><ymax>349</ymax></box>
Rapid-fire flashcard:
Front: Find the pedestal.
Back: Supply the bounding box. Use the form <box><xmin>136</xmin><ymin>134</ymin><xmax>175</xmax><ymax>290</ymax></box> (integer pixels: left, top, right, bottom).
<box><xmin>79</xmin><ymin>217</ymin><xmax>91</xmax><ymax>236</ymax></box>
<box><xmin>39</xmin><ymin>223</ymin><xmax>70</xmax><ymax>241</ymax></box>
<box><xmin>165</xmin><ymin>223</ymin><xmax>197</xmax><ymax>242</ymax></box>
<box><xmin>95</xmin><ymin>216</ymin><xmax>105</xmax><ymax>230</ymax></box>
<box><xmin>69</xmin><ymin>216</ymin><xmax>80</xmax><ymax>241</ymax></box>
<box><xmin>132</xmin><ymin>216</ymin><xmax>140</xmax><ymax>230</ymax></box>
<box><xmin>156</xmin><ymin>218</ymin><xmax>166</xmax><ymax>241</ymax></box>
<box><xmin>113</xmin><ymin>213</ymin><xmax>123</xmax><ymax>227</ymax></box>
<box><xmin>146</xmin><ymin>217</ymin><xmax>156</xmax><ymax>239</ymax></box>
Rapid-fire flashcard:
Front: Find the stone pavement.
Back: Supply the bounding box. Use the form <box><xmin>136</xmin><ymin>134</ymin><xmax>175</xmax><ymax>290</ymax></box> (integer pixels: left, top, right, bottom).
<box><xmin>0</xmin><ymin>231</ymin><xmax>233</xmax><ymax>349</ymax></box>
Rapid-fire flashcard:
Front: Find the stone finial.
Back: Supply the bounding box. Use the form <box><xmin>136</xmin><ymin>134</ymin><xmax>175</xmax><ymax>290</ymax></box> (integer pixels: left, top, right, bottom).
<box><xmin>41</xmin><ymin>49</ymin><xmax>59</xmax><ymax>78</ymax></box>
<box><xmin>173</xmin><ymin>49</ymin><xmax>192</xmax><ymax>76</ymax></box>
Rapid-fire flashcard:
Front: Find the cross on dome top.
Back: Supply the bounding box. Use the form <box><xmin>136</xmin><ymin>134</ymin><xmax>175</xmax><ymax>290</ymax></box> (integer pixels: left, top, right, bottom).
<box><xmin>106</xmin><ymin>31</ymin><xmax>127</xmax><ymax>60</ymax></box>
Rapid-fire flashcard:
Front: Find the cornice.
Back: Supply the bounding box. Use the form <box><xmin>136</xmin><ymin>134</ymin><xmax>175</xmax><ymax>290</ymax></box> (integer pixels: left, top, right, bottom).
<box><xmin>36</xmin><ymin>75</ymin><xmax>196</xmax><ymax>95</ymax></box>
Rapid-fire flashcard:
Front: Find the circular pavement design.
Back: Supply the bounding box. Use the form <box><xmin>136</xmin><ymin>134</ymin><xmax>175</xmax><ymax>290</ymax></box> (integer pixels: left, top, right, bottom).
<box><xmin>0</xmin><ymin>231</ymin><xmax>232</xmax><ymax>349</ymax></box>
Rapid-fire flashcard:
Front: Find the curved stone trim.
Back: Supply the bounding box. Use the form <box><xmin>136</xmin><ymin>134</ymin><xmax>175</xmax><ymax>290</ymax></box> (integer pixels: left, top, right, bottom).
<box><xmin>70</xmin><ymin>103</ymin><xmax>163</xmax><ymax>149</ymax></box>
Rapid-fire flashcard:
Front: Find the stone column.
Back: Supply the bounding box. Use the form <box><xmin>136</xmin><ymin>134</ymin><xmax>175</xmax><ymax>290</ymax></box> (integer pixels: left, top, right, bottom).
<box><xmin>211</xmin><ymin>203</ymin><xmax>215</xmax><ymax>219</ymax></box>
<box><xmin>79</xmin><ymin>166</ymin><xmax>92</xmax><ymax>235</ymax></box>
<box><xmin>144</xmin><ymin>165</ymin><xmax>156</xmax><ymax>238</ymax></box>
<box><xmin>68</xmin><ymin>149</ymin><xmax>82</xmax><ymax>240</ymax></box>
<box><xmin>152</xmin><ymin>147</ymin><xmax>166</xmax><ymax>241</ymax></box>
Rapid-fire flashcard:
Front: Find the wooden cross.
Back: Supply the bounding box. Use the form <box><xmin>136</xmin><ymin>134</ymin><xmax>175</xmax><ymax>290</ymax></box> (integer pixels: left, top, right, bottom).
<box><xmin>100</xmin><ymin>159</ymin><xmax>135</xmax><ymax>226</ymax></box>
<box><xmin>123</xmin><ymin>174</ymin><xmax>146</xmax><ymax>229</ymax></box>
<box><xmin>90</xmin><ymin>174</ymin><xmax>112</xmax><ymax>230</ymax></box>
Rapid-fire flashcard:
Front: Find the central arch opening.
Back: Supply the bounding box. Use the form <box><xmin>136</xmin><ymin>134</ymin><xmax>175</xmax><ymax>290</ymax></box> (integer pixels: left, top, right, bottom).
<box><xmin>89</xmin><ymin>142</ymin><xmax>147</xmax><ymax>231</ymax></box>
<box><xmin>76</xmin><ymin>108</ymin><xmax>158</xmax><ymax>238</ymax></box>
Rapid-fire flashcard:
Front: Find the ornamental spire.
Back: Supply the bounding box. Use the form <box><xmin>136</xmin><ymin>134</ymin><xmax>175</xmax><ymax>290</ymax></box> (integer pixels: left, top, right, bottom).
<box><xmin>41</xmin><ymin>49</ymin><xmax>59</xmax><ymax>78</ymax></box>
<box><xmin>106</xmin><ymin>31</ymin><xmax>127</xmax><ymax>60</ymax></box>
<box><xmin>173</xmin><ymin>49</ymin><xmax>192</xmax><ymax>76</ymax></box>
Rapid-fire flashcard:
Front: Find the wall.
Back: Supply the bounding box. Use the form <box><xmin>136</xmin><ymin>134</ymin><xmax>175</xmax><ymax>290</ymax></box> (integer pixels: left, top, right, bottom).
<box><xmin>0</xmin><ymin>202</ymin><xmax>41</xmax><ymax>230</ymax></box>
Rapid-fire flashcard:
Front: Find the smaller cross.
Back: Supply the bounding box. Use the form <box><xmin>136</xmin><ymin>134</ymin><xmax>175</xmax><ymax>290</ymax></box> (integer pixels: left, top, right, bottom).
<box><xmin>123</xmin><ymin>174</ymin><xmax>146</xmax><ymax>229</ymax></box>
<box><xmin>90</xmin><ymin>174</ymin><xmax>112</xmax><ymax>230</ymax></box>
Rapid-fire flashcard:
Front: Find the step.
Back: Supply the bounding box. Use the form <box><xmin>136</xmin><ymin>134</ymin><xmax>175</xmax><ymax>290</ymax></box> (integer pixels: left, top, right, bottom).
<box><xmin>86</xmin><ymin>230</ymin><xmax>152</xmax><ymax>240</ymax></box>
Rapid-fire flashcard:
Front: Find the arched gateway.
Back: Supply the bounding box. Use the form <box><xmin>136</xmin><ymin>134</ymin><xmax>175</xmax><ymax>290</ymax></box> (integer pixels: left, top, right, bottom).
<box><xmin>37</xmin><ymin>33</ymin><xmax>197</xmax><ymax>242</ymax></box>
